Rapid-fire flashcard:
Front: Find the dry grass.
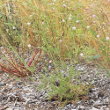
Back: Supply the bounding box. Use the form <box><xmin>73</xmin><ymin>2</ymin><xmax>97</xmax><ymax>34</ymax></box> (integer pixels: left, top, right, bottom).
<box><xmin>0</xmin><ymin>0</ymin><xmax>110</xmax><ymax>67</ymax></box>
<box><xmin>0</xmin><ymin>47</ymin><xmax>42</xmax><ymax>77</ymax></box>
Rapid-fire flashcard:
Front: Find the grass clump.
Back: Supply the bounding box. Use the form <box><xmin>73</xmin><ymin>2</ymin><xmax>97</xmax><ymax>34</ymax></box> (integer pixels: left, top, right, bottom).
<box><xmin>39</xmin><ymin>65</ymin><xmax>91</xmax><ymax>105</ymax></box>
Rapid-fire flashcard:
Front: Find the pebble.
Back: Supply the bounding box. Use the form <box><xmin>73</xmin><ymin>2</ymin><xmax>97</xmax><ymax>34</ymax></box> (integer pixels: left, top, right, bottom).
<box><xmin>6</xmin><ymin>108</ymin><xmax>13</xmax><ymax>110</ymax></box>
<box><xmin>90</xmin><ymin>107</ymin><xmax>99</xmax><ymax>110</ymax></box>
<box><xmin>0</xmin><ymin>82</ymin><xmax>6</xmax><ymax>86</ymax></box>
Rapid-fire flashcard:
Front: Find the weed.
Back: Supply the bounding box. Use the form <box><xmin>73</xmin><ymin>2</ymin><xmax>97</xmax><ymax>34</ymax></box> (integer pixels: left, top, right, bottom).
<box><xmin>0</xmin><ymin>46</ymin><xmax>42</xmax><ymax>77</ymax></box>
<box><xmin>39</xmin><ymin>65</ymin><xmax>91</xmax><ymax>105</ymax></box>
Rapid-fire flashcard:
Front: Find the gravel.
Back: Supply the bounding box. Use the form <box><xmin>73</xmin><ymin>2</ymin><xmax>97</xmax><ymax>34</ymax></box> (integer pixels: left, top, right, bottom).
<box><xmin>0</xmin><ymin>63</ymin><xmax>110</xmax><ymax>110</ymax></box>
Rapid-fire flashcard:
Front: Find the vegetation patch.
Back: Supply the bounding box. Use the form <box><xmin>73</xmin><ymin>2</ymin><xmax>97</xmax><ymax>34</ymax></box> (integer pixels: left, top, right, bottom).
<box><xmin>39</xmin><ymin>65</ymin><xmax>92</xmax><ymax>105</ymax></box>
<box><xmin>0</xmin><ymin>0</ymin><xmax>110</xmax><ymax>107</ymax></box>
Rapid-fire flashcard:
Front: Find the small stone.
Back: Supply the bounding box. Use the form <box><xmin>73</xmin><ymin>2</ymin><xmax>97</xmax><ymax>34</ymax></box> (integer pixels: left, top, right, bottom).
<box><xmin>93</xmin><ymin>100</ymin><xmax>102</xmax><ymax>106</ymax></box>
<box><xmin>6</xmin><ymin>108</ymin><xmax>13</xmax><ymax>110</ymax></box>
<box><xmin>103</xmin><ymin>97</ymin><xmax>109</xmax><ymax>103</ymax></box>
<box><xmin>90</xmin><ymin>107</ymin><xmax>99</xmax><ymax>110</ymax></box>
<box><xmin>77</xmin><ymin>105</ymin><xmax>85</xmax><ymax>110</ymax></box>
<box><xmin>13</xmin><ymin>108</ymin><xmax>20</xmax><ymax>110</ymax></box>
<box><xmin>0</xmin><ymin>82</ymin><xmax>6</xmax><ymax>86</ymax></box>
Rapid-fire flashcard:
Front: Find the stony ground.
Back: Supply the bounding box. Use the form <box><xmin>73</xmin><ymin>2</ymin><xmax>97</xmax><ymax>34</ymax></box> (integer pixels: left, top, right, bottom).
<box><xmin>0</xmin><ymin>63</ymin><xmax>110</xmax><ymax>110</ymax></box>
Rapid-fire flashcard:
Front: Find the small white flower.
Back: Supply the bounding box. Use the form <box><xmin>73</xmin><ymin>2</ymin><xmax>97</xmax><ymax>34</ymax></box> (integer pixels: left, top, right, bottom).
<box><xmin>68</xmin><ymin>17</ymin><xmax>72</xmax><ymax>20</ymax></box>
<box><xmin>59</xmin><ymin>40</ymin><xmax>63</xmax><ymax>43</ymax></box>
<box><xmin>48</xmin><ymin>65</ymin><xmax>51</xmax><ymax>69</ymax></box>
<box><xmin>60</xmin><ymin>70</ymin><xmax>65</xmax><ymax>73</ymax></box>
<box><xmin>29</xmin><ymin>15</ymin><xmax>33</xmax><ymax>17</ymax></box>
<box><xmin>49</xmin><ymin>2</ymin><xmax>54</xmax><ymax>5</ymax></box>
<box><xmin>92</xmin><ymin>14</ymin><xmax>97</xmax><ymax>18</ymax></box>
<box><xmin>62</xmin><ymin>4</ymin><xmax>67</xmax><ymax>7</ymax></box>
<box><xmin>12</xmin><ymin>26</ymin><xmax>16</xmax><ymax>30</ymax></box>
<box><xmin>27</xmin><ymin>22</ymin><xmax>31</xmax><ymax>26</ymax></box>
<box><xmin>80</xmin><ymin>53</ymin><xmax>84</xmax><ymax>57</ymax></box>
<box><xmin>52</xmin><ymin>7</ymin><xmax>55</xmax><ymax>10</ymax></box>
<box><xmin>69</xmin><ymin>14</ymin><xmax>72</xmax><ymax>17</ymax></box>
<box><xmin>68</xmin><ymin>14</ymin><xmax>72</xmax><ymax>20</ymax></box>
<box><xmin>93</xmin><ymin>21</ymin><xmax>96</xmax><ymax>23</ymax></box>
<box><xmin>27</xmin><ymin>44</ymin><xmax>31</xmax><ymax>48</ymax></box>
<box><xmin>106</xmin><ymin>37</ymin><xmax>110</xmax><ymax>40</ymax></box>
<box><xmin>62</xmin><ymin>19</ymin><xmax>65</xmax><ymax>22</ymax></box>
<box><xmin>42</xmin><ymin>22</ymin><xmax>45</xmax><ymax>24</ymax></box>
<box><xmin>76</xmin><ymin>20</ymin><xmax>80</xmax><ymax>23</ymax></box>
<box><xmin>102</xmin><ymin>22</ymin><xmax>106</xmax><ymax>25</ymax></box>
<box><xmin>96</xmin><ymin>35</ymin><xmax>100</xmax><ymax>38</ymax></box>
<box><xmin>49</xmin><ymin>60</ymin><xmax>52</xmax><ymax>63</ymax></box>
<box><xmin>6</xmin><ymin>29</ymin><xmax>9</xmax><ymax>32</ymax></box>
<box><xmin>72</xmin><ymin>26</ymin><xmax>76</xmax><ymax>30</ymax></box>
<box><xmin>52</xmin><ymin>0</ymin><xmax>56</xmax><ymax>2</ymax></box>
<box><xmin>86</xmin><ymin>26</ymin><xmax>90</xmax><ymax>29</ymax></box>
